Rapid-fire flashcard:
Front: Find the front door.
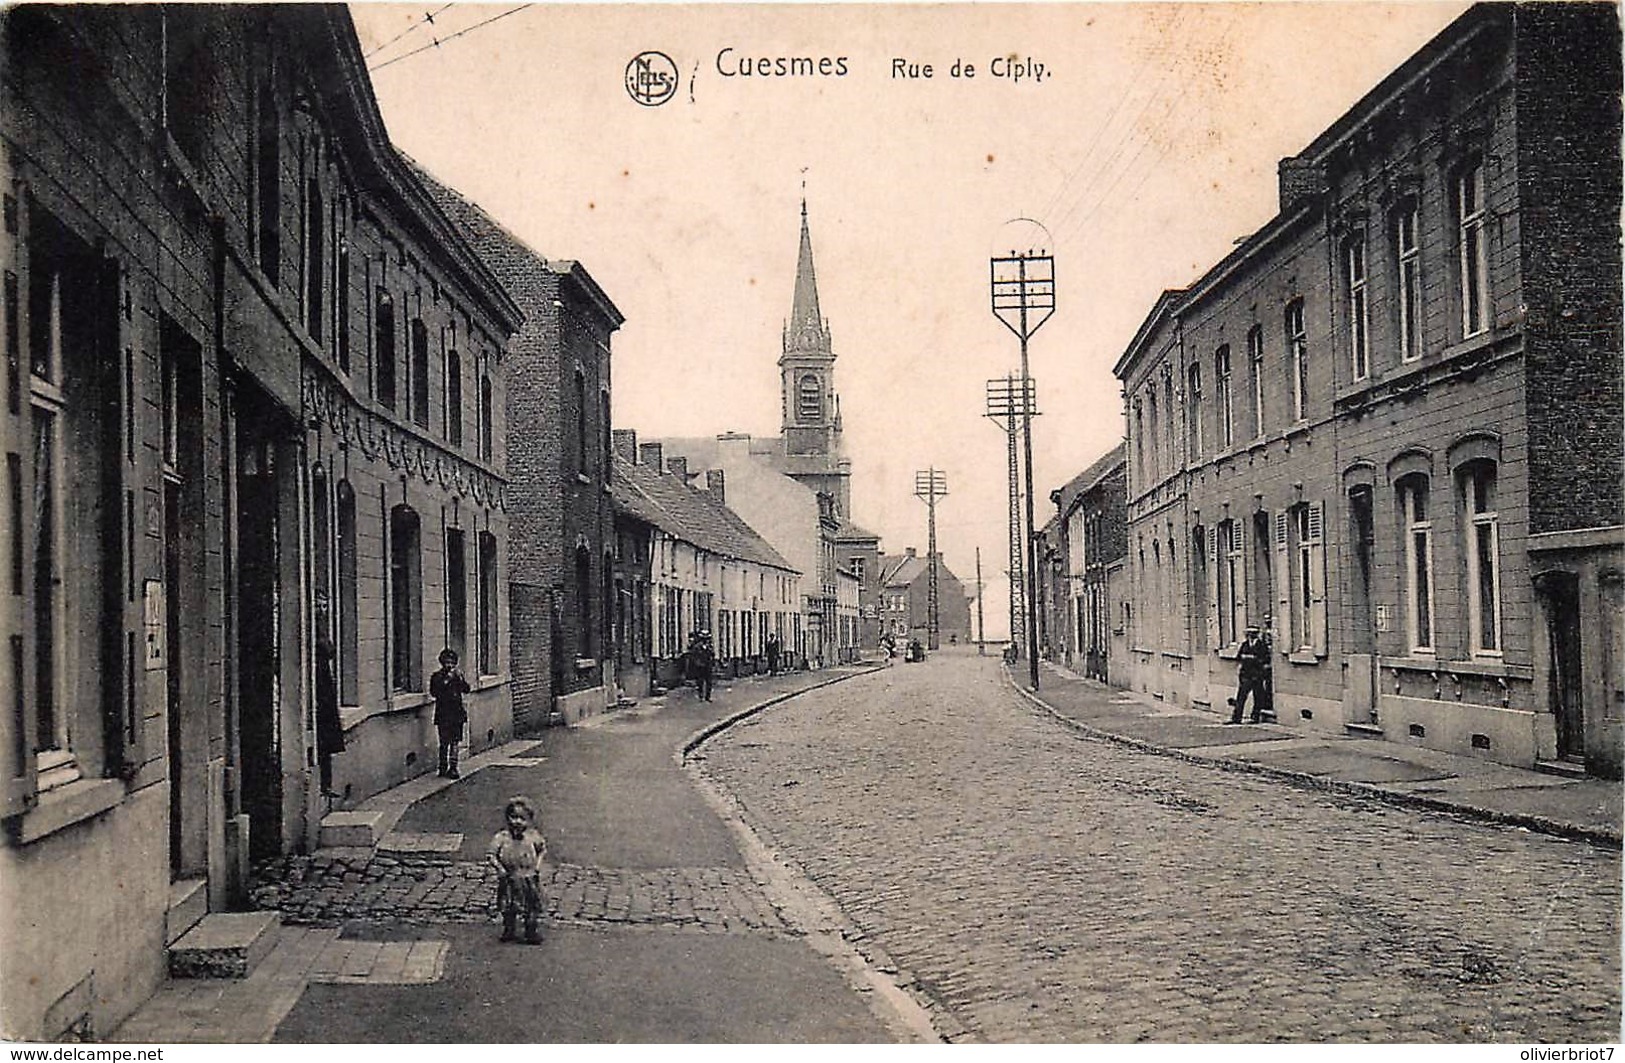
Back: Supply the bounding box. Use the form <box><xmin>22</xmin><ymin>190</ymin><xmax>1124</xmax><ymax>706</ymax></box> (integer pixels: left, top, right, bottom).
<box><xmin>235</xmin><ymin>395</ymin><xmax>284</xmax><ymax>862</ymax></box>
<box><xmin>1542</xmin><ymin>573</ymin><xmax>1584</xmax><ymax>761</ymax></box>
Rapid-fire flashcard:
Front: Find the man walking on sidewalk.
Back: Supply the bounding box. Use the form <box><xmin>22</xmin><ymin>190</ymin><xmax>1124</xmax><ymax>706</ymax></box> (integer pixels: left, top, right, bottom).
<box><xmin>1227</xmin><ymin>625</ymin><xmax>1270</xmax><ymax>725</ymax></box>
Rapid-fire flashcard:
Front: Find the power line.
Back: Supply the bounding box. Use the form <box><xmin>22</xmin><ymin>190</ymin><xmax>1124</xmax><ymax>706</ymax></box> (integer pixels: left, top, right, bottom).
<box><xmin>363</xmin><ymin>4</ymin><xmax>456</xmax><ymax>61</ymax></box>
<box><xmin>369</xmin><ymin>5</ymin><xmax>532</xmax><ymax>73</ymax></box>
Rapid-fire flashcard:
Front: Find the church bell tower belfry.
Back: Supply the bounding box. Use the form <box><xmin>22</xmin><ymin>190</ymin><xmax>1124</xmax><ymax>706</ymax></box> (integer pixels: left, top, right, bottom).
<box><xmin>780</xmin><ymin>198</ymin><xmax>843</xmax><ymax>461</ymax></box>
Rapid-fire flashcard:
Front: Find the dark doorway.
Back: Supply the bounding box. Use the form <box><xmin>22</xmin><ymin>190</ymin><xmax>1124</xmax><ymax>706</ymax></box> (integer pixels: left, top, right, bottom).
<box><xmin>235</xmin><ymin>392</ymin><xmax>285</xmax><ymax>863</ymax></box>
<box><xmin>1540</xmin><ymin>572</ymin><xmax>1584</xmax><ymax>761</ymax></box>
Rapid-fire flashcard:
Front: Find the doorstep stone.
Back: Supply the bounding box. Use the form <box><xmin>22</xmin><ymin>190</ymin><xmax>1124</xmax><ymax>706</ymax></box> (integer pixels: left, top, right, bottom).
<box><xmin>319</xmin><ymin>808</ymin><xmax>390</xmax><ymax>849</ymax></box>
<box><xmin>168</xmin><ymin>911</ymin><xmax>283</xmax><ymax>979</ymax></box>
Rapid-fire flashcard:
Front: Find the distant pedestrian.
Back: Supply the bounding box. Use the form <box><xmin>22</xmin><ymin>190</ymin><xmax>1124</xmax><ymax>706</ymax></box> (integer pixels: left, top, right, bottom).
<box><xmin>765</xmin><ymin>632</ymin><xmax>781</xmax><ymax>675</ymax></box>
<box><xmin>487</xmin><ymin>795</ymin><xmax>546</xmax><ymax>944</ymax></box>
<box><xmin>692</xmin><ymin>630</ymin><xmax>715</xmax><ymax>701</ymax></box>
<box><xmin>1227</xmin><ymin>625</ymin><xmax>1270</xmax><ymax>724</ymax></box>
<box><xmin>431</xmin><ymin>647</ymin><xmax>471</xmax><ymax>778</ymax></box>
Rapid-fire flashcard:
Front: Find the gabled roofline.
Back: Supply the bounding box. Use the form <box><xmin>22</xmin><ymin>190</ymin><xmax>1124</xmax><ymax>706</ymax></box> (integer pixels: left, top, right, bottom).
<box><xmin>312</xmin><ymin>8</ymin><xmax>523</xmax><ymax>336</ymax></box>
<box><xmin>551</xmin><ymin>260</ymin><xmax>627</xmax><ymax>330</ymax></box>
<box><xmin>1112</xmin><ymin>289</ymin><xmax>1184</xmax><ymax>380</ymax></box>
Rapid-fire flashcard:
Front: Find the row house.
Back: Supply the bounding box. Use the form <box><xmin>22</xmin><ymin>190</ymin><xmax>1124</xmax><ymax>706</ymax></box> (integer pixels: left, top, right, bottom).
<box><xmin>611</xmin><ymin>438</ymin><xmax>800</xmax><ymax>689</ymax></box>
<box><xmin>1047</xmin><ymin>445</ymin><xmax>1128</xmax><ymax>683</ymax></box>
<box><xmin>418</xmin><ymin>174</ymin><xmax>624</xmax><ymax>728</ymax></box>
<box><xmin>877</xmin><ymin>548</ymin><xmax>974</xmax><ymax>647</ymax></box>
<box><xmin>1</xmin><ymin>4</ymin><xmax>522</xmax><ymax>1039</ymax></box>
<box><xmin>834</xmin><ymin>518</ymin><xmax>883</xmax><ymax>651</ymax></box>
<box><xmin>1115</xmin><ymin>3</ymin><xmax>1622</xmax><ymax>776</ymax></box>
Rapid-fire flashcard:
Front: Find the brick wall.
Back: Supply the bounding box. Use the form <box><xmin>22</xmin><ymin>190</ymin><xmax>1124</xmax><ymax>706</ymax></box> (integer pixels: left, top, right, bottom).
<box><xmin>1515</xmin><ymin>3</ymin><xmax>1624</xmax><ymax>535</ymax></box>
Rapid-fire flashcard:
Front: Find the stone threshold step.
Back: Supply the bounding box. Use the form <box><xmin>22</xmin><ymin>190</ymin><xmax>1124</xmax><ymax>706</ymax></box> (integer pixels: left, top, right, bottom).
<box><xmin>168</xmin><ymin>911</ymin><xmax>282</xmax><ymax>979</ymax></box>
<box><xmin>165</xmin><ymin>877</ymin><xmax>209</xmax><ymax>947</ymax></box>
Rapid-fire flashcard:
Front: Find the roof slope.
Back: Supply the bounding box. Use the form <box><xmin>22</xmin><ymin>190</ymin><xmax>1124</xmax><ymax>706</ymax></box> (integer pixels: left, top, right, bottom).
<box><xmin>613</xmin><ymin>456</ymin><xmax>796</xmax><ymax>573</ymax></box>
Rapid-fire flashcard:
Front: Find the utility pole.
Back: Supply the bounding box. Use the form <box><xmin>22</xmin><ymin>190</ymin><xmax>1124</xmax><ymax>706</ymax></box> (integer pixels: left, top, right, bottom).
<box><xmin>991</xmin><ymin>222</ymin><xmax>1055</xmax><ymax>691</ymax></box>
<box><xmin>975</xmin><ymin>546</ymin><xmax>986</xmax><ymax>655</ymax></box>
<box><xmin>985</xmin><ymin>374</ymin><xmax>1038</xmax><ymax>668</ymax></box>
<box><xmin>913</xmin><ymin>467</ymin><xmax>948</xmax><ymax>650</ymax></box>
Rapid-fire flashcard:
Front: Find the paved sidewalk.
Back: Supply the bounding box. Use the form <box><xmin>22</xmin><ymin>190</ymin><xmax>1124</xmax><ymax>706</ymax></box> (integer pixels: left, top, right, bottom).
<box><xmin>113</xmin><ymin>662</ymin><xmax>921</xmax><ymax>1044</ymax></box>
<box><xmin>1018</xmin><ymin>660</ymin><xmax>1622</xmax><ymax>848</ymax></box>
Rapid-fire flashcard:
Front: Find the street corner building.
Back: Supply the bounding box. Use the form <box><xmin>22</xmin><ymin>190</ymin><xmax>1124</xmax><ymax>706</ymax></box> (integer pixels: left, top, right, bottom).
<box><xmin>0</xmin><ymin>5</ymin><xmax>527</xmax><ymax>1040</ymax></box>
<box><xmin>1110</xmin><ymin>3</ymin><xmax>1623</xmax><ymax>778</ymax></box>
<box><xmin>412</xmin><ymin>168</ymin><xmax>625</xmax><ymax>729</ymax></box>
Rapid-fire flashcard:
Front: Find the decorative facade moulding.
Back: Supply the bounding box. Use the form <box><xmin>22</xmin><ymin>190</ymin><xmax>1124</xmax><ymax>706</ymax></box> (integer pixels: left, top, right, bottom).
<box><xmin>301</xmin><ymin>365</ymin><xmax>507</xmax><ymax>511</ymax></box>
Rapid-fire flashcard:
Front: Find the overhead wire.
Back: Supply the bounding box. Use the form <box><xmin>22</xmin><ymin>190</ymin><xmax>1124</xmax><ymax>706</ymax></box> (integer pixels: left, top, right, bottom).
<box><xmin>369</xmin><ymin>5</ymin><xmax>533</xmax><ymax>73</ymax></box>
<box><xmin>363</xmin><ymin>4</ymin><xmax>456</xmax><ymax>61</ymax></box>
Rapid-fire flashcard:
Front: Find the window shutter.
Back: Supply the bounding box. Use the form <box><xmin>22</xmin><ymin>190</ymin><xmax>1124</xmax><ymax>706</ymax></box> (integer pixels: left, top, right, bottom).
<box><xmin>1309</xmin><ymin>502</ymin><xmax>1328</xmax><ymax>656</ymax></box>
<box><xmin>2</xmin><ymin>184</ymin><xmax>38</xmax><ymax>815</ymax></box>
<box><xmin>1234</xmin><ymin>520</ymin><xmax>1248</xmax><ymax>627</ymax></box>
<box><xmin>1205</xmin><ymin>525</ymin><xmax>1219</xmax><ymax>650</ymax></box>
<box><xmin>1274</xmin><ymin>511</ymin><xmax>1292</xmax><ymax>650</ymax></box>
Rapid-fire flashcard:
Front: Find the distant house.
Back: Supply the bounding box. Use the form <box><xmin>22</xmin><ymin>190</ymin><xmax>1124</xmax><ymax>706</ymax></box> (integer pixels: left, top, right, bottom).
<box><xmin>610</xmin><ymin>433</ymin><xmax>801</xmax><ymax>691</ymax></box>
<box><xmin>878</xmin><ymin>548</ymin><xmax>973</xmax><ymax>647</ymax></box>
<box><xmin>1048</xmin><ymin>444</ymin><xmax>1128</xmax><ymax>682</ymax></box>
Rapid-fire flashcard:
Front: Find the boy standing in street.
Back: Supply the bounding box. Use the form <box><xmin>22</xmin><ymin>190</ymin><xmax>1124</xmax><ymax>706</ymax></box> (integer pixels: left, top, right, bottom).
<box><xmin>431</xmin><ymin>647</ymin><xmax>471</xmax><ymax>778</ymax></box>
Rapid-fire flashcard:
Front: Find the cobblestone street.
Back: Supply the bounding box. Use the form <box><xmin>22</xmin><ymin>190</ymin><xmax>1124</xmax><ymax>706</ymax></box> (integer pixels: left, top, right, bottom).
<box><xmin>701</xmin><ymin>651</ymin><xmax>1623</xmax><ymax>1043</ymax></box>
<box><xmin>252</xmin><ymin>854</ymin><xmax>789</xmax><ymax>933</ymax></box>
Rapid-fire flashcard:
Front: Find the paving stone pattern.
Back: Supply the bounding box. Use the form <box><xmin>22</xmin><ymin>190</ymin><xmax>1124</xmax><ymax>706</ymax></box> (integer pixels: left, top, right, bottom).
<box><xmin>702</xmin><ymin>655</ymin><xmax>1622</xmax><ymax>1043</ymax></box>
<box><xmin>251</xmin><ymin>854</ymin><xmax>788</xmax><ymax>933</ymax></box>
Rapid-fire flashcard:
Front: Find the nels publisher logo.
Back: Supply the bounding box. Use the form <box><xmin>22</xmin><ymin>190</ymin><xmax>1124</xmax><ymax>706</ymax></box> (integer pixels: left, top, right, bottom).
<box><xmin>625</xmin><ymin>51</ymin><xmax>679</xmax><ymax>106</ymax></box>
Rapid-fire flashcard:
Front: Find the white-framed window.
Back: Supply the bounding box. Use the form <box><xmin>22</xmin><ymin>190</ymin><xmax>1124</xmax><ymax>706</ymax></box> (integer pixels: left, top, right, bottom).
<box><xmin>1400</xmin><ymin>475</ymin><xmax>1434</xmax><ymax>654</ymax></box>
<box><xmin>1215</xmin><ymin>345</ymin><xmax>1233</xmax><ymax>450</ymax></box>
<box><xmin>1346</xmin><ymin>236</ymin><xmax>1369</xmax><ymax>382</ymax></box>
<box><xmin>1461</xmin><ymin>462</ymin><xmax>1502</xmax><ymax>655</ymax></box>
<box><xmin>1457</xmin><ymin>159</ymin><xmax>1490</xmax><ymax>338</ymax></box>
<box><xmin>1187</xmin><ymin>362</ymin><xmax>1203</xmax><ymax>458</ymax></box>
<box><xmin>1247</xmin><ymin>325</ymin><xmax>1265</xmax><ymax>440</ymax></box>
<box><xmin>1287</xmin><ymin>502</ymin><xmax>1325</xmax><ymax>654</ymax></box>
<box><xmin>1396</xmin><ymin>202</ymin><xmax>1422</xmax><ymax>362</ymax></box>
<box><xmin>1286</xmin><ymin>300</ymin><xmax>1307</xmax><ymax>422</ymax></box>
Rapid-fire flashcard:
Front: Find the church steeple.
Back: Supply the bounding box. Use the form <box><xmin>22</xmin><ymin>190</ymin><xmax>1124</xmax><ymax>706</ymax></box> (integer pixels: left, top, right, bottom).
<box><xmin>783</xmin><ymin>198</ymin><xmax>832</xmax><ymax>358</ymax></box>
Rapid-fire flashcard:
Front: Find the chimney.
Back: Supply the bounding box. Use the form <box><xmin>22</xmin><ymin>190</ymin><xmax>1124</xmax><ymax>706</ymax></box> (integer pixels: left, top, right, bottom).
<box><xmin>612</xmin><ymin>429</ymin><xmax>638</xmax><ymax>465</ymax></box>
<box><xmin>638</xmin><ymin>442</ymin><xmax>664</xmax><ymax>472</ymax></box>
<box><xmin>705</xmin><ymin>469</ymin><xmax>726</xmax><ymax>505</ymax></box>
<box><xmin>667</xmin><ymin>456</ymin><xmax>689</xmax><ymax>482</ymax></box>
<box><xmin>1277</xmin><ymin>155</ymin><xmax>1325</xmax><ymax>212</ymax></box>
<box><xmin>905</xmin><ymin>547</ymin><xmax>917</xmax><ymax>559</ymax></box>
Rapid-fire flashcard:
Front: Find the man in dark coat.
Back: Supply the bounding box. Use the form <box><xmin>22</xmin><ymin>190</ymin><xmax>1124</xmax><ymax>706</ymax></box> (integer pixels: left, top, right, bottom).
<box><xmin>1227</xmin><ymin>625</ymin><xmax>1270</xmax><ymax>724</ymax></box>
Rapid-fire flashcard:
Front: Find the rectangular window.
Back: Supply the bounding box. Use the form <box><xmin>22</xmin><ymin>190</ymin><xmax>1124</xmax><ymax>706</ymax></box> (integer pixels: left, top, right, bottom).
<box><xmin>1463</xmin><ymin>465</ymin><xmax>1501</xmax><ymax>654</ymax></box>
<box><xmin>1286</xmin><ymin>300</ymin><xmax>1307</xmax><ymax>422</ymax></box>
<box><xmin>1215</xmin><ymin>345</ymin><xmax>1232</xmax><ymax>449</ymax></box>
<box><xmin>1346</xmin><ymin>238</ymin><xmax>1369</xmax><ymax>381</ymax></box>
<box><xmin>1217</xmin><ymin>520</ymin><xmax>1242</xmax><ymax>647</ymax></box>
<box><xmin>1187</xmin><ymin>362</ymin><xmax>1203</xmax><ymax>458</ymax></box>
<box><xmin>446</xmin><ymin>528</ymin><xmax>466</xmax><ymax>664</ymax></box>
<box><xmin>446</xmin><ymin>348</ymin><xmax>463</xmax><ymax>446</ymax></box>
<box><xmin>480</xmin><ymin>372</ymin><xmax>493</xmax><ymax>463</ymax></box>
<box><xmin>162</xmin><ymin>8</ymin><xmax>210</xmax><ymax>166</ymax></box>
<box><xmin>1458</xmin><ymin>161</ymin><xmax>1490</xmax><ymax>338</ymax></box>
<box><xmin>410</xmin><ymin>319</ymin><xmax>430</xmax><ymax>428</ymax></box>
<box><xmin>1402</xmin><ymin>478</ymin><xmax>1434</xmax><ymax>653</ymax></box>
<box><xmin>305</xmin><ymin>177</ymin><xmax>323</xmax><ymax>343</ymax></box>
<box><xmin>7</xmin><ymin>452</ymin><xmax>20</xmax><ymax>594</ymax></box>
<box><xmin>1397</xmin><ymin>204</ymin><xmax>1421</xmax><ymax>362</ymax></box>
<box><xmin>1247</xmin><ymin>326</ymin><xmax>1265</xmax><ymax>439</ymax></box>
<box><xmin>389</xmin><ymin>505</ymin><xmax>423</xmax><ymax>691</ymax></box>
<box><xmin>5</xmin><ymin>271</ymin><xmax>18</xmax><ymax>415</ymax></box>
<box><xmin>255</xmin><ymin>68</ymin><xmax>280</xmax><ymax>285</ymax></box>
<box><xmin>1146</xmin><ymin>390</ymin><xmax>1159</xmax><ymax>481</ymax></box>
<box><xmin>336</xmin><ymin>237</ymin><xmax>350</xmax><ymax>373</ymax></box>
<box><xmin>375</xmin><ymin>290</ymin><xmax>396</xmax><ymax>409</ymax></box>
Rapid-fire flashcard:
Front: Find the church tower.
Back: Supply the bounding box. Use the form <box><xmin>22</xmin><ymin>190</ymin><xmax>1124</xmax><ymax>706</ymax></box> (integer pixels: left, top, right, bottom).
<box><xmin>780</xmin><ymin>199</ymin><xmax>843</xmax><ymax>462</ymax></box>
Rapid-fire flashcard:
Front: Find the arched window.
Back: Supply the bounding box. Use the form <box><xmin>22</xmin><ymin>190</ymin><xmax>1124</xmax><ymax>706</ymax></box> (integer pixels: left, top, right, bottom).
<box><xmin>479</xmin><ymin>531</ymin><xmax>498</xmax><ymax>674</ymax></box>
<box><xmin>1397</xmin><ymin>474</ymin><xmax>1434</xmax><ymax>654</ymax></box>
<box><xmin>1459</xmin><ymin>461</ymin><xmax>1501</xmax><ymax>654</ymax></box>
<box><xmin>337</xmin><ymin>481</ymin><xmax>358</xmax><ymax>702</ymax></box>
<box><xmin>445</xmin><ymin>348</ymin><xmax>462</xmax><ymax>446</ymax></box>
<box><xmin>575</xmin><ymin>370</ymin><xmax>589</xmax><ymax>472</ymax></box>
<box><xmin>1395</xmin><ymin>201</ymin><xmax>1422</xmax><ymax>362</ymax></box>
<box><xmin>410</xmin><ymin>318</ymin><xmax>429</xmax><ymax>427</ymax></box>
<box><xmin>798</xmin><ymin>374</ymin><xmax>821</xmax><ymax>422</ymax></box>
<box><xmin>1285</xmin><ymin>299</ymin><xmax>1307</xmax><ymax>422</ymax></box>
<box><xmin>1345</xmin><ymin>234</ymin><xmax>1369</xmax><ymax>382</ymax></box>
<box><xmin>575</xmin><ymin>546</ymin><xmax>593</xmax><ymax>658</ymax></box>
<box><xmin>390</xmin><ymin>504</ymin><xmax>423</xmax><ymax>690</ymax></box>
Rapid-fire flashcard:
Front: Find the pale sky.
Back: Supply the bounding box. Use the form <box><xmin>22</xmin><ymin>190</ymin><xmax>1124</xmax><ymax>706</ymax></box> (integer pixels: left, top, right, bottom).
<box><xmin>351</xmin><ymin>2</ymin><xmax>1470</xmax><ymax>637</ymax></box>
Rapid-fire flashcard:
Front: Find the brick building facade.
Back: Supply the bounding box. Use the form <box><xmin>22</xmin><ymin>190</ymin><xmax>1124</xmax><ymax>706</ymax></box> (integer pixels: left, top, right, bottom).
<box><xmin>1043</xmin><ymin>443</ymin><xmax>1129</xmax><ymax>682</ymax></box>
<box><xmin>1115</xmin><ymin>3</ymin><xmax>1622</xmax><ymax>776</ymax></box>
<box><xmin>877</xmin><ymin>549</ymin><xmax>974</xmax><ymax>648</ymax></box>
<box><xmin>419</xmin><ymin>177</ymin><xmax>624</xmax><ymax>728</ymax></box>
<box><xmin>1</xmin><ymin>5</ymin><xmax>521</xmax><ymax>1039</ymax></box>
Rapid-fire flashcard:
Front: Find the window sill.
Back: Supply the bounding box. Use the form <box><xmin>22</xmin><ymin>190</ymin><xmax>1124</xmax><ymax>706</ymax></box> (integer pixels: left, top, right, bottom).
<box><xmin>1380</xmin><ymin>655</ymin><xmax>1532</xmax><ymax>681</ymax></box>
<box><xmin>1216</xmin><ymin>645</ymin><xmax>1240</xmax><ymax>660</ymax></box>
<box><xmin>1287</xmin><ymin>650</ymin><xmax>1322</xmax><ymax>666</ymax></box>
<box><xmin>8</xmin><ymin>778</ymin><xmax>124</xmax><ymax>846</ymax></box>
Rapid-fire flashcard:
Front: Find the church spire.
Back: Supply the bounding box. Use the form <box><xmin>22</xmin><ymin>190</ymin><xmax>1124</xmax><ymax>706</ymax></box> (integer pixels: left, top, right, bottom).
<box><xmin>784</xmin><ymin>198</ymin><xmax>831</xmax><ymax>357</ymax></box>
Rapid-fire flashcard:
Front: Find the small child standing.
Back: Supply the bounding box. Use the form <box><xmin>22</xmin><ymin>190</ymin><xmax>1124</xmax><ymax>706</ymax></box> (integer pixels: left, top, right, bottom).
<box><xmin>430</xmin><ymin>647</ymin><xmax>470</xmax><ymax>778</ymax></box>
<box><xmin>487</xmin><ymin>795</ymin><xmax>546</xmax><ymax>944</ymax></box>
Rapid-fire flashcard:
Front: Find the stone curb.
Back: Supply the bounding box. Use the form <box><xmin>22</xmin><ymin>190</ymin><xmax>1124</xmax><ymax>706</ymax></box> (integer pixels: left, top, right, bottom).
<box><xmin>675</xmin><ymin>662</ymin><xmax>967</xmax><ymax>1043</ymax></box>
<box><xmin>1006</xmin><ymin>670</ymin><xmax>1623</xmax><ymax>851</ymax></box>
